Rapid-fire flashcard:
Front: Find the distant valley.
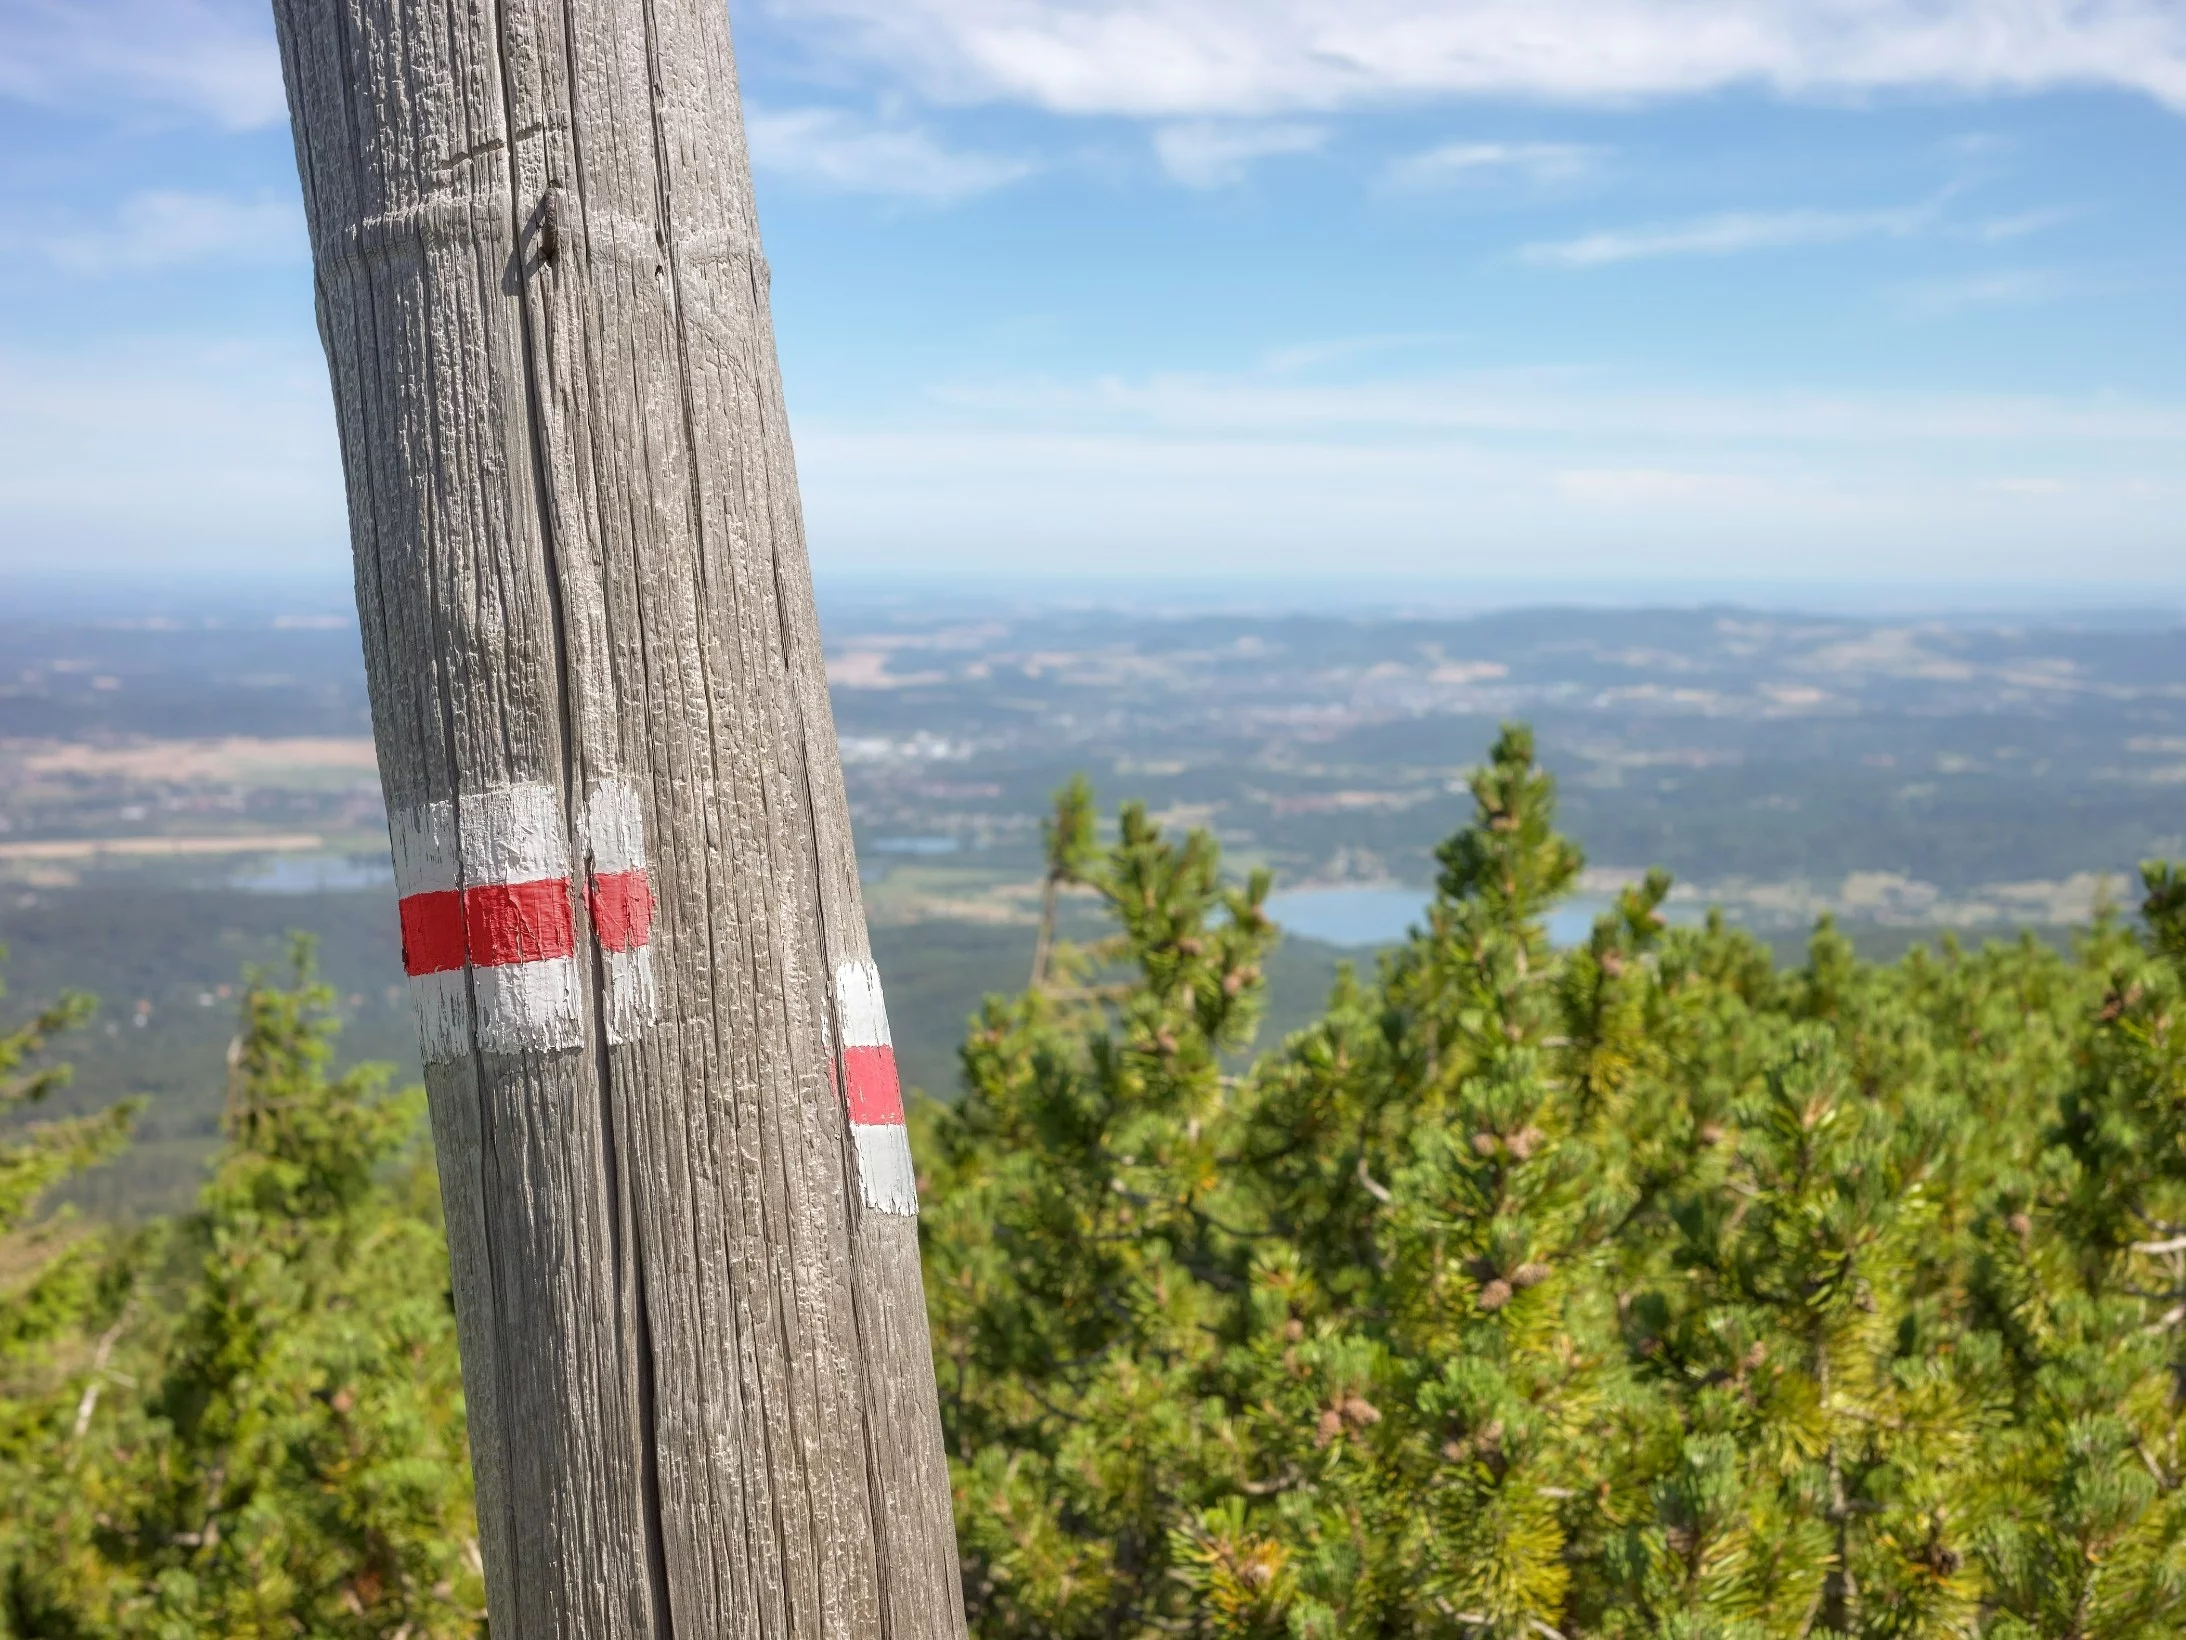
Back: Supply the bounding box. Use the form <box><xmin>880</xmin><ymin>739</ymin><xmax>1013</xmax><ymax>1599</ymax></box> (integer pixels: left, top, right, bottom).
<box><xmin>5</xmin><ymin>589</ymin><xmax>2183</xmax><ymax>1211</ymax></box>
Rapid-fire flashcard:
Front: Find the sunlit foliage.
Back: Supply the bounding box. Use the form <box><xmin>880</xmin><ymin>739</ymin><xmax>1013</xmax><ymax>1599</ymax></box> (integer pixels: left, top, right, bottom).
<box><xmin>928</xmin><ymin>727</ymin><xmax>2186</xmax><ymax>1640</ymax></box>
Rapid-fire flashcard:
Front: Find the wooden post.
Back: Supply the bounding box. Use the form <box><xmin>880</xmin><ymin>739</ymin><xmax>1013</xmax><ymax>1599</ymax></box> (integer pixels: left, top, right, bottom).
<box><xmin>267</xmin><ymin>2</ymin><xmax>966</xmax><ymax>1636</ymax></box>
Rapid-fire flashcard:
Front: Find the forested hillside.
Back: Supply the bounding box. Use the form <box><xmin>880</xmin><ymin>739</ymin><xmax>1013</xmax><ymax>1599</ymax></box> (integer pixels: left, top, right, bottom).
<box><xmin>8</xmin><ymin>728</ymin><xmax>2186</xmax><ymax>1637</ymax></box>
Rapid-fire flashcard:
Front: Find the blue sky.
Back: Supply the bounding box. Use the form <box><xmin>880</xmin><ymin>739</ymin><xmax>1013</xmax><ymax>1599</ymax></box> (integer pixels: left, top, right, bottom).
<box><xmin>0</xmin><ymin>0</ymin><xmax>2182</xmax><ymax>596</ymax></box>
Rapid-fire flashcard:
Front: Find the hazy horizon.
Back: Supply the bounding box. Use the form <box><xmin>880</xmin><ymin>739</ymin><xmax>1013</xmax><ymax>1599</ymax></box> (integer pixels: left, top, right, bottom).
<box><xmin>5</xmin><ymin>568</ymin><xmax>2186</xmax><ymax>630</ymax></box>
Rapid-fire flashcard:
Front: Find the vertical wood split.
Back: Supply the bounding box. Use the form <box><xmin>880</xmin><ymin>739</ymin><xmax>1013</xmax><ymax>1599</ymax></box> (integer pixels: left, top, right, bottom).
<box><xmin>269</xmin><ymin>0</ymin><xmax>967</xmax><ymax>1633</ymax></box>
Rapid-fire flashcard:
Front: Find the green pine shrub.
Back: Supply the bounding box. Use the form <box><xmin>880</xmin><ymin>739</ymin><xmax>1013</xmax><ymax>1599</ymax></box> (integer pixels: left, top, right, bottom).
<box><xmin>927</xmin><ymin>727</ymin><xmax>2186</xmax><ymax>1640</ymax></box>
<box><xmin>6</xmin><ymin>725</ymin><xmax>2186</xmax><ymax>1638</ymax></box>
<box><xmin>0</xmin><ymin>943</ymin><xmax>481</xmax><ymax>1639</ymax></box>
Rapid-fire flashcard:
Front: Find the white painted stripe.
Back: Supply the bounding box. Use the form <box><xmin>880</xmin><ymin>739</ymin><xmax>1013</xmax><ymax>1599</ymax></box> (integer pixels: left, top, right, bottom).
<box><xmin>583</xmin><ymin>779</ymin><xmax>647</xmax><ymax>875</ymax></box>
<box><xmin>852</xmin><ymin>1122</ymin><xmax>918</xmax><ymax>1216</ymax></box>
<box><xmin>409</xmin><ymin>967</ymin><xmax>469</xmax><ymax>1063</ymax></box>
<box><xmin>457</xmin><ymin>784</ymin><xmax>566</xmax><ymax>885</ymax></box>
<box><xmin>390</xmin><ymin>799</ymin><xmax>457</xmax><ymax>897</ymax></box>
<box><xmin>601</xmin><ymin>946</ymin><xmax>657</xmax><ymax>1045</ymax></box>
<box><xmin>394</xmin><ymin>784</ymin><xmax>569</xmax><ymax>891</ymax></box>
<box><xmin>409</xmin><ymin>945</ymin><xmax>590</xmax><ymax>1059</ymax></box>
<box><xmin>835</xmin><ymin>959</ymin><xmax>891</xmax><ymax>1048</ymax></box>
<box><xmin>474</xmin><ymin>955</ymin><xmax>584</xmax><ymax>1055</ymax></box>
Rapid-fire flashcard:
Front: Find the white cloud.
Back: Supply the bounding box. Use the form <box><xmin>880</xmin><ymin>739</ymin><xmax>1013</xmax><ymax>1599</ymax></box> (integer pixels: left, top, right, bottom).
<box><xmin>12</xmin><ymin>0</ymin><xmax>2181</xmax><ymax>143</ymax></box>
<box><xmin>770</xmin><ymin>0</ymin><xmax>2186</xmax><ymax>117</ymax></box>
<box><xmin>1152</xmin><ymin>120</ymin><xmax>1327</xmax><ymax>186</ymax></box>
<box><xmin>0</xmin><ymin>0</ymin><xmax>284</xmax><ymax>128</ymax></box>
<box><xmin>1382</xmin><ymin>141</ymin><xmax>1606</xmax><ymax>192</ymax></box>
<box><xmin>745</xmin><ymin>105</ymin><xmax>1034</xmax><ymax>200</ymax></box>
<box><xmin>1522</xmin><ymin>202</ymin><xmax>1932</xmax><ymax>266</ymax></box>
<box><xmin>18</xmin><ymin>191</ymin><xmax>305</xmax><ymax>273</ymax></box>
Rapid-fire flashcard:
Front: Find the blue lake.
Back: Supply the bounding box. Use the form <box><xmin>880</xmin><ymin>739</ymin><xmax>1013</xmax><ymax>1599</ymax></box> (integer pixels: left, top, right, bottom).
<box><xmin>872</xmin><ymin>836</ymin><xmax>962</xmax><ymax>855</ymax></box>
<box><xmin>1265</xmin><ymin>886</ymin><xmax>1659</xmax><ymax>950</ymax></box>
<box><xmin>233</xmin><ymin>854</ymin><xmax>395</xmax><ymax>895</ymax></box>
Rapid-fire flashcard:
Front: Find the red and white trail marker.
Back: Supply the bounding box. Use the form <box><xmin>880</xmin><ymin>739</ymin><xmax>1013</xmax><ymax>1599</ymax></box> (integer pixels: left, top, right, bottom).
<box><xmin>582</xmin><ymin>779</ymin><xmax>657</xmax><ymax>1044</ymax></box>
<box><xmin>392</xmin><ymin>780</ymin><xmax>658</xmax><ymax>1061</ymax></box>
<box><xmin>835</xmin><ymin>959</ymin><xmax>917</xmax><ymax>1215</ymax></box>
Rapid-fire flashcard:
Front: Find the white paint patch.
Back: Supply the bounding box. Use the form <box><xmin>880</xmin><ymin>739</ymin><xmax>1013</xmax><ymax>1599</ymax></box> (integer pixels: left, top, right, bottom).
<box><xmin>409</xmin><ymin>967</ymin><xmax>470</xmax><ymax>1064</ymax></box>
<box><xmin>601</xmin><ymin>946</ymin><xmax>656</xmax><ymax>1045</ymax></box>
<box><xmin>457</xmin><ymin>784</ymin><xmax>566</xmax><ymax>885</ymax></box>
<box><xmin>853</xmin><ymin>1121</ymin><xmax>919</xmax><ymax>1216</ymax></box>
<box><xmin>474</xmin><ymin>955</ymin><xmax>584</xmax><ymax>1056</ymax></box>
<box><xmin>390</xmin><ymin>798</ymin><xmax>457</xmax><ymax>896</ymax></box>
<box><xmin>395</xmin><ymin>784</ymin><xmax>567</xmax><ymax>888</ymax></box>
<box><xmin>835</xmin><ymin>959</ymin><xmax>891</xmax><ymax>1048</ymax></box>
<box><xmin>583</xmin><ymin>779</ymin><xmax>647</xmax><ymax>874</ymax></box>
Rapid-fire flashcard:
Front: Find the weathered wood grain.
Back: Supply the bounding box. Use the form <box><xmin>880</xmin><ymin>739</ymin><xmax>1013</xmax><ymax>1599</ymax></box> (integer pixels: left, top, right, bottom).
<box><xmin>268</xmin><ymin>0</ymin><xmax>966</xmax><ymax>1633</ymax></box>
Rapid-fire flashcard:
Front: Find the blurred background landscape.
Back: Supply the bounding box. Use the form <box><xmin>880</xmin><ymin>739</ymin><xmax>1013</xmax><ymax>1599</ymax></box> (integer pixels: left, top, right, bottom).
<box><xmin>8</xmin><ymin>575</ymin><xmax>2181</xmax><ymax>1216</ymax></box>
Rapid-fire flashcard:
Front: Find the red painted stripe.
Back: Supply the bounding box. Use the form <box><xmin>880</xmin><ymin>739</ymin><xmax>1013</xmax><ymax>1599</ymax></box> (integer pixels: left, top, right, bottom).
<box><xmin>399</xmin><ymin>879</ymin><xmax>576</xmax><ymax>976</ymax></box>
<box><xmin>466</xmin><ymin>879</ymin><xmax>577</xmax><ymax>968</ymax></box>
<box><xmin>844</xmin><ymin>1044</ymin><xmax>904</xmax><ymax>1126</ymax></box>
<box><xmin>400</xmin><ymin>890</ymin><xmax>466</xmax><ymax>976</ymax></box>
<box><xmin>588</xmin><ymin>867</ymin><xmax>654</xmax><ymax>953</ymax></box>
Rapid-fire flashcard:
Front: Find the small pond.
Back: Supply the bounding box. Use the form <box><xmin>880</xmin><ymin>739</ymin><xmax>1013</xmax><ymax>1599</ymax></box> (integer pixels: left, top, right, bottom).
<box><xmin>233</xmin><ymin>854</ymin><xmax>395</xmax><ymax>895</ymax></box>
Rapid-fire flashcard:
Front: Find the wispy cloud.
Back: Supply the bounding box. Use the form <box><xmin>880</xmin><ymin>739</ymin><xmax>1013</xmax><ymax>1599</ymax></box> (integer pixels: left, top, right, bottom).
<box><xmin>15</xmin><ymin>191</ymin><xmax>304</xmax><ymax>273</ymax></box>
<box><xmin>1891</xmin><ymin>268</ymin><xmax>2083</xmax><ymax>317</ymax></box>
<box><xmin>792</xmin><ymin>416</ymin><xmax>2180</xmax><ymax>583</ymax></box>
<box><xmin>745</xmin><ymin>106</ymin><xmax>1034</xmax><ymax>201</ymax></box>
<box><xmin>1974</xmin><ymin>206</ymin><xmax>2081</xmax><ymax>242</ymax></box>
<box><xmin>1259</xmin><ymin>334</ymin><xmax>1469</xmax><ymax>372</ymax></box>
<box><xmin>1522</xmin><ymin>203</ymin><xmax>1932</xmax><ymax>267</ymax></box>
<box><xmin>1152</xmin><ymin>120</ymin><xmax>1326</xmax><ymax>187</ymax></box>
<box><xmin>0</xmin><ymin>0</ymin><xmax>283</xmax><ymax>128</ymax></box>
<box><xmin>1381</xmin><ymin>141</ymin><xmax>1606</xmax><ymax>193</ymax></box>
<box><xmin>929</xmin><ymin>363</ymin><xmax>2186</xmax><ymax>445</ymax></box>
<box><xmin>788</xmin><ymin>358</ymin><xmax>2186</xmax><ymax>580</ymax></box>
<box><xmin>1555</xmin><ymin>467</ymin><xmax>1773</xmax><ymax>508</ymax></box>
<box><xmin>773</xmin><ymin>0</ymin><xmax>2186</xmax><ymax>117</ymax></box>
